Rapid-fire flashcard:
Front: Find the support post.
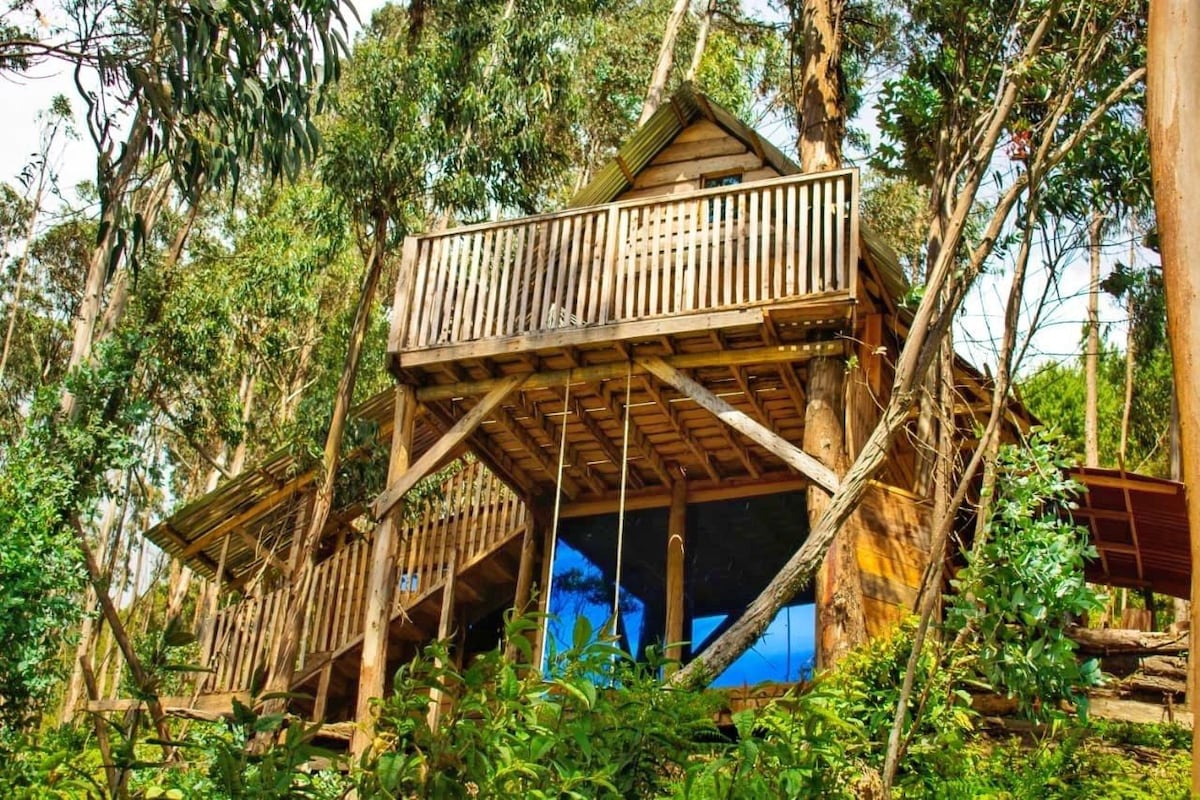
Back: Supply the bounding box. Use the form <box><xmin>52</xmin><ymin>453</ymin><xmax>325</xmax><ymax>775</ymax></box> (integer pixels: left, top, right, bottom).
<box><xmin>352</xmin><ymin>384</ymin><xmax>417</xmax><ymax>757</ymax></box>
<box><xmin>665</xmin><ymin>480</ymin><xmax>687</xmax><ymax>673</ymax></box>
<box><xmin>807</xmin><ymin>356</ymin><xmax>866</xmax><ymax>669</ymax></box>
<box><xmin>427</xmin><ymin>543</ymin><xmax>459</xmax><ymax>729</ymax></box>
<box><xmin>506</xmin><ymin>522</ymin><xmax>540</xmax><ymax>664</ymax></box>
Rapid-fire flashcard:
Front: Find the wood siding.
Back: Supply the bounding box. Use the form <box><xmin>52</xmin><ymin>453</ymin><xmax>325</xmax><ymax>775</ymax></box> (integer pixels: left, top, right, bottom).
<box><xmin>845</xmin><ymin>482</ymin><xmax>932</xmax><ymax>638</ymax></box>
<box><xmin>617</xmin><ymin>121</ymin><xmax>781</xmax><ymax>202</ymax></box>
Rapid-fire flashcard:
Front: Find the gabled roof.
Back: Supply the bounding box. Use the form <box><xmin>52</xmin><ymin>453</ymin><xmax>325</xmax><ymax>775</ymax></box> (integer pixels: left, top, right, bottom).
<box><xmin>568</xmin><ymin>82</ymin><xmax>799</xmax><ymax>209</ymax></box>
<box><xmin>569</xmin><ymin>83</ymin><xmax>911</xmax><ymax>308</ymax></box>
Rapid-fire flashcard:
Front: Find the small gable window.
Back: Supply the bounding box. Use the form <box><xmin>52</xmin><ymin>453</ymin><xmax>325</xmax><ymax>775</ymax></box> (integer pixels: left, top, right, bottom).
<box><xmin>703</xmin><ymin>173</ymin><xmax>743</xmax><ymax>222</ymax></box>
<box><xmin>702</xmin><ymin>173</ymin><xmax>743</xmax><ymax>190</ymax></box>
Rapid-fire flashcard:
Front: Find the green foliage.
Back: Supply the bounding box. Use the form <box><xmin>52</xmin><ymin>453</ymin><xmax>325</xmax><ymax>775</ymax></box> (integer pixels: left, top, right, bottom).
<box><xmin>0</xmin><ymin>424</ymin><xmax>88</xmax><ymax>729</ymax></box>
<box><xmin>1021</xmin><ymin>342</ymin><xmax>1174</xmax><ymax>478</ymax></box>
<box><xmin>359</xmin><ymin>613</ymin><xmax>721</xmax><ymax>799</ymax></box>
<box><xmin>947</xmin><ymin>432</ymin><xmax>1104</xmax><ymax>719</ymax></box>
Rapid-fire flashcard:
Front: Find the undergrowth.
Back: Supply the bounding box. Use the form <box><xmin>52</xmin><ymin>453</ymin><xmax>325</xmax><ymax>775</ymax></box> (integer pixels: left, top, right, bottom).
<box><xmin>0</xmin><ymin>618</ymin><xmax>1190</xmax><ymax>798</ymax></box>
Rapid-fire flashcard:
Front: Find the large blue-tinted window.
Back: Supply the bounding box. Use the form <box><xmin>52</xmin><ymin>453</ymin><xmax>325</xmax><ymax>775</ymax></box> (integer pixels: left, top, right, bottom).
<box><xmin>543</xmin><ymin>492</ymin><xmax>816</xmax><ymax>685</ymax></box>
<box><xmin>691</xmin><ymin>603</ymin><xmax>816</xmax><ymax>686</ymax></box>
<box><xmin>543</xmin><ymin>510</ymin><xmax>665</xmax><ymax>670</ymax></box>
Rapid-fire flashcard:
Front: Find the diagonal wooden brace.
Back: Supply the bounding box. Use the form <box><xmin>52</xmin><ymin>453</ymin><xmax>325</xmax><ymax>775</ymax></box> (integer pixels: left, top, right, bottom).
<box><xmin>637</xmin><ymin>356</ymin><xmax>841</xmax><ymax>494</ymax></box>
<box><xmin>371</xmin><ymin>374</ymin><xmax>528</xmax><ymax>520</ymax></box>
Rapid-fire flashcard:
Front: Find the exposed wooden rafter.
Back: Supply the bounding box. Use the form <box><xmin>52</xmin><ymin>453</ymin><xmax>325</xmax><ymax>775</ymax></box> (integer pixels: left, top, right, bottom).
<box><xmin>638</xmin><ymin>356</ymin><xmax>840</xmax><ymax>494</ymax></box>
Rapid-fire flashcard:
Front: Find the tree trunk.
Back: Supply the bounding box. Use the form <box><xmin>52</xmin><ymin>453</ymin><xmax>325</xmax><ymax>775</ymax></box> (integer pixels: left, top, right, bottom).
<box><xmin>685</xmin><ymin>0</ymin><xmax>718</xmax><ymax>82</ymax></box>
<box><xmin>260</xmin><ymin>219</ymin><xmax>389</xmax><ymax>717</ymax></box>
<box><xmin>797</xmin><ymin>0</ymin><xmax>846</xmax><ymax>172</ymax></box>
<box><xmin>808</xmin><ymin>356</ymin><xmax>863</xmax><ymax>666</ymax></box>
<box><xmin>61</xmin><ymin>109</ymin><xmax>150</xmax><ymax>419</ymax></box>
<box><xmin>639</xmin><ymin>0</ymin><xmax>691</xmax><ymax>124</ymax></box>
<box><xmin>0</xmin><ymin>157</ymin><xmax>48</xmax><ymax>383</ymax></box>
<box><xmin>1119</xmin><ymin>295</ymin><xmax>1136</xmax><ymax>468</ymax></box>
<box><xmin>1085</xmin><ymin>207</ymin><xmax>1103</xmax><ymax>467</ymax></box>
<box><xmin>1146</xmin><ymin>3</ymin><xmax>1200</xmax><ymax>791</ymax></box>
<box><xmin>58</xmin><ymin>494</ymin><xmax>122</xmax><ymax>724</ymax></box>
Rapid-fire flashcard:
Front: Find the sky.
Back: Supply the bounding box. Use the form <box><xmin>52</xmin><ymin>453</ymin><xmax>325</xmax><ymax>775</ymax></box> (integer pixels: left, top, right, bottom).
<box><xmin>1</xmin><ymin>0</ymin><xmax>1136</xmax><ymax>377</ymax></box>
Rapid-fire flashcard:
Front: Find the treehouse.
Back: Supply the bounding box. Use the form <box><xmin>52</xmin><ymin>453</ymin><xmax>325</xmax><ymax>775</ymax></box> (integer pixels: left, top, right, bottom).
<box><xmin>135</xmin><ymin>85</ymin><xmax>1036</xmax><ymax>735</ymax></box>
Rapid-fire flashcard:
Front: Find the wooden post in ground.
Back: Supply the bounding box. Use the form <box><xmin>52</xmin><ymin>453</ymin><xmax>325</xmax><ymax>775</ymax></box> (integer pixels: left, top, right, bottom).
<box><xmin>665</xmin><ymin>480</ymin><xmax>687</xmax><ymax>674</ymax></box>
<box><xmin>352</xmin><ymin>384</ymin><xmax>417</xmax><ymax>757</ymax></box>
<box><xmin>506</xmin><ymin>520</ymin><xmax>540</xmax><ymax>663</ymax></box>
<box><xmin>427</xmin><ymin>543</ymin><xmax>459</xmax><ymax>729</ymax></box>
<box><xmin>1146</xmin><ymin>4</ymin><xmax>1200</xmax><ymax>791</ymax></box>
<box><xmin>806</xmin><ymin>355</ymin><xmax>865</xmax><ymax>669</ymax></box>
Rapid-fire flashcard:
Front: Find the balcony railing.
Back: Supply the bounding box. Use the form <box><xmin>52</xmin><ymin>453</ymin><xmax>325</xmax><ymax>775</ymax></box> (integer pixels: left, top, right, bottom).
<box><xmin>391</xmin><ymin>169</ymin><xmax>858</xmax><ymax>360</ymax></box>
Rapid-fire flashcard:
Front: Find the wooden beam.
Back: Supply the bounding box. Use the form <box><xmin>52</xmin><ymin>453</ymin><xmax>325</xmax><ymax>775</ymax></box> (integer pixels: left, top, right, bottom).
<box><xmin>415</xmin><ymin>341</ymin><xmax>843</xmax><ymax>402</ymax></box>
<box><xmin>422</xmin><ymin>399</ymin><xmax>537</xmax><ymax>499</ymax></box>
<box><xmin>372</xmin><ymin>375</ymin><xmax>528</xmax><ymax>520</ymax></box>
<box><xmin>638</xmin><ymin>356</ymin><xmax>841</xmax><ymax>494</ymax></box>
<box><xmin>509</xmin><ymin>394</ymin><xmax>601</xmax><ymax>495</ymax></box>
<box><xmin>485</xmin><ymin>403</ymin><xmax>587</xmax><ymax>499</ymax></box>
<box><xmin>399</xmin><ymin>307</ymin><xmax>849</xmax><ymax>371</ymax></box>
<box><xmin>595</xmin><ymin>381</ymin><xmax>676</xmax><ymax>487</ymax></box>
<box><xmin>564</xmin><ymin>391</ymin><xmax>644</xmax><ymax>491</ymax></box>
<box><xmin>560</xmin><ymin>473</ymin><xmax>814</xmax><ymax>518</ymax></box>
<box><xmin>180</xmin><ymin>479</ymin><xmax>313</xmax><ymax>559</ymax></box>
<box><xmin>428</xmin><ymin>544</ymin><xmax>459</xmax><ymax>728</ymax></box>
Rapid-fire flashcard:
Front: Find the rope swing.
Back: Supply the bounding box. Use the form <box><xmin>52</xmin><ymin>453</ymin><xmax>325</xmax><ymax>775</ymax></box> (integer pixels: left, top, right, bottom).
<box><xmin>612</xmin><ymin>362</ymin><xmax>633</xmax><ymax>636</ymax></box>
<box><xmin>538</xmin><ymin>377</ymin><xmax>571</xmax><ymax>670</ymax></box>
<box><xmin>537</xmin><ymin>363</ymin><xmax>636</xmax><ymax>667</ymax></box>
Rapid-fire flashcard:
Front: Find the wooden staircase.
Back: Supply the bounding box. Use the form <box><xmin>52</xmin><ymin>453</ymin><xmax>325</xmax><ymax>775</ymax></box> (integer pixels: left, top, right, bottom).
<box><xmin>196</xmin><ymin>461</ymin><xmax>530</xmax><ymax>721</ymax></box>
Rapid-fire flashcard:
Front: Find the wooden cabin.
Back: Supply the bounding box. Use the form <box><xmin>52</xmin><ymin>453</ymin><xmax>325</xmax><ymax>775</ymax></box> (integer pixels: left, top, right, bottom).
<box><xmin>138</xmin><ymin>85</ymin><xmax>1026</xmax><ymax>736</ymax></box>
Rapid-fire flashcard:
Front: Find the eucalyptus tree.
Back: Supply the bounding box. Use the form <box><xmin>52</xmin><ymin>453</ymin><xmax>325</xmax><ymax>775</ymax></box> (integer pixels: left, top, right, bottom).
<box><xmin>0</xmin><ymin>0</ymin><xmax>351</xmax><ymax>417</ymax></box>
<box><xmin>1146</xmin><ymin>6</ymin><xmax>1200</xmax><ymax>785</ymax></box>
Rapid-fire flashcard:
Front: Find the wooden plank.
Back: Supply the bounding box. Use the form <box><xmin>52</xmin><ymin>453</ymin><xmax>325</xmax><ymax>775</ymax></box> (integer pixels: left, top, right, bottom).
<box><xmin>633</xmin><ymin>152</ymin><xmax>763</xmax><ymax>191</ymax></box>
<box><xmin>649</xmin><ymin>135</ymin><xmax>747</xmax><ymax>166</ymax></box>
<box><xmin>673</xmin><ymin>120</ymin><xmax>727</xmax><ymax>143</ymax></box>
<box><xmin>638</xmin><ymin>356</ymin><xmax>841</xmax><ymax>493</ymax></box>
<box><xmin>372</xmin><ymin>375</ymin><xmax>528</xmax><ymax>519</ymax></box>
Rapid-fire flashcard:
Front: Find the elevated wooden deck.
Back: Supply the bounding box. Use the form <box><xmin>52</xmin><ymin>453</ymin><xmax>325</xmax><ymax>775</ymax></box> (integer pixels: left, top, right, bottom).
<box><xmin>389</xmin><ymin>170</ymin><xmax>860</xmax><ymax>374</ymax></box>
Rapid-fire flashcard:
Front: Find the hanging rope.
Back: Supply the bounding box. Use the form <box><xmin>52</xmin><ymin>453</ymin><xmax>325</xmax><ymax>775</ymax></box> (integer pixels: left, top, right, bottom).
<box><xmin>612</xmin><ymin>362</ymin><xmax>633</xmax><ymax>636</ymax></box>
<box><xmin>538</xmin><ymin>376</ymin><xmax>572</xmax><ymax>670</ymax></box>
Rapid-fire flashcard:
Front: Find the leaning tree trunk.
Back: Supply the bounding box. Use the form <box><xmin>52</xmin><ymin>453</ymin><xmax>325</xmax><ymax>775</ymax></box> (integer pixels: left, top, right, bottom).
<box><xmin>672</xmin><ymin>4</ymin><xmax>1119</xmax><ymax>687</ymax></box>
<box><xmin>260</xmin><ymin>217</ymin><xmax>389</xmax><ymax>718</ymax></box>
<box><xmin>685</xmin><ymin>0</ymin><xmax>718</xmax><ymax>82</ymax></box>
<box><xmin>1146</xmin><ymin>2</ymin><xmax>1200</xmax><ymax>792</ymax></box>
<box><xmin>639</xmin><ymin>0</ymin><xmax>691</xmax><ymax>124</ymax></box>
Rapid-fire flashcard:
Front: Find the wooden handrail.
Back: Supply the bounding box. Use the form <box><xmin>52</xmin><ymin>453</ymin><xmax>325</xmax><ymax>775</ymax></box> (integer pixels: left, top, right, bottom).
<box><xmin>396</xmin><ymin>169</ymin><xmax>860</xmax><ymax>355</ymax></box>
<box><xmin>198</xmin><ymin>462</ymin><xmax>528</xmax><ymax>694</ymax></box>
